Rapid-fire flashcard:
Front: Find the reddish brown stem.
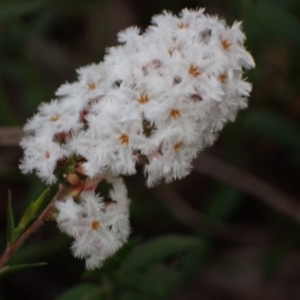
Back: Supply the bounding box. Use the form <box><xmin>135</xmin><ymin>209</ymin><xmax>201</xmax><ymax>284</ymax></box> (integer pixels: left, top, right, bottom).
<box><xmin>0</xmin><ymin>184</ymin><xmax>69</xmax><ymax>269</ymax></box>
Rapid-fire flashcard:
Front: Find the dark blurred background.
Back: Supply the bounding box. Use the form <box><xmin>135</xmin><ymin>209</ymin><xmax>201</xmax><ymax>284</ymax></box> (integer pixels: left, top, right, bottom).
<box><xmin>1</xmin><ymin>0</ymin><xmax>300</xmax><ymax>299</ymax></box>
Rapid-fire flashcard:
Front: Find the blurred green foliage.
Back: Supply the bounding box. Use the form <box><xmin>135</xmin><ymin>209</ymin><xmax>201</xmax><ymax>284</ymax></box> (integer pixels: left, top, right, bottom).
<box><xmin>57</xmin><ymin>235</ymin><xmax>206</xmax><ymax>300</ymax></box>
<box><xmin>0</xmin><ymin>0</ymin><xmax>300</xmax><ymax>299</ymax></box>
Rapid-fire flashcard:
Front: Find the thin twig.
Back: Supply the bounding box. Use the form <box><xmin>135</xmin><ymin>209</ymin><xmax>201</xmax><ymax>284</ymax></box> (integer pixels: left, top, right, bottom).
<box><xmin>0</xmin><ymin>127</ymin><xmax>23</xmax><ymax>147</ymax></box>
<box><xmin>193</xmin><ymin>154</ymin><xmax>300</xmax><ymax>224</ymax></box>
<box><xmin>154</xmin><ymin>184</ymin><xmax>270</xmax><ymax>243</ymax></box>
<box><xmin>0</xmin><ymin>184</ymin><xmax>69</xmax><ymax>268</ymax></box>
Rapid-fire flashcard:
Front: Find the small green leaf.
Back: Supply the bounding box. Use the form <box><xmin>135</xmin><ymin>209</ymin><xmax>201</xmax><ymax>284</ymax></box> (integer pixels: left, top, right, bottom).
<box><xmin>0</xmin><ymin>262</ymin><xmax>47</xmax><ymax>280</ymax></box>
<box><xmin>6</xmin><ymin>190</ymin><xmax>15</xmax><ymax>245</ymax></box>
<box><xmin>31</xmin><ymin>186</ymin><xmax>51</xmax><ymax>214</ymax></box>
<box><xmin>14</xmin><ymin>187</ymin><xmax>51</xmax><ymax>237</ymax></box>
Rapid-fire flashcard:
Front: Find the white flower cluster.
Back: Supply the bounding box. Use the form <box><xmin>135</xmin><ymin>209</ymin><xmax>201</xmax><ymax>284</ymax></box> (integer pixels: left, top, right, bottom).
<box><xmin>19</xmin><ymin>8</ymin><xmax>254</xmax><ymax>269</ymax></box>
<box><xmin>20</xmin><ymin>8</ymin><xmax>254</xmax><ymax>186</ymax></box>
<box><xmin>55</xmin><ymin>177</ymin><xmax>130</xmax><ymax>269</ymax></box>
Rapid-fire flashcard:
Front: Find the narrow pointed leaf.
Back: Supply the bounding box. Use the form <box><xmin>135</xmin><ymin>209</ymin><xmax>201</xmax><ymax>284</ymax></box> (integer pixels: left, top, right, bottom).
<box><xmin>6</xmin><ymin>190</ymin><xmax>15</xmax><ymax>245</ymax></box>
<box><xmin>15</xmin><ymin>187</ymin><xmax>50</xmax><ymax>236</ymax></box>
<box><xmin>0</xmin><ymin>262</ymin><xmax>47</xmax><ymax>280</ymax></box>
<box><xmin>31</xmin><ymin>186</ymin><xmax>51</xmax><ymax>213</ymax></box>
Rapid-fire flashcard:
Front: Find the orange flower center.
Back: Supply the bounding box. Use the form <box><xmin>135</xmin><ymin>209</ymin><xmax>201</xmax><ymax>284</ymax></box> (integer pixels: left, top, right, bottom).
<box><xmin>87</xmin><ymin>82</ymin><xmax>96</xmax><ymax>90</ymax></box>
<box><xmin>174</xmin><ymin>142</ymin><xmax>183</xmax><ymax>153</ymax></box>
<box><xmin>119</xmin><ymin>134</ymin><xmax>129</xmax><ymax>145</ymax></box>
<box><xmin>169</xmin><ymin>109</ymin><xmax>181</xmax><ymax>119</ymax></box>
<box><xmin>219</xmin><ymin>73</ymin><xmax>228</xmax><ymax>83</ymax></box>
<box><xmin>91</xmin><ymin>220</ymin><xmax>101</xmax><ymax>231</ymax></box>
<box><xmin>49</xmin><ymin>113</ymin><xmax>61</xmax><ymax>122</ymax></box>
<box><xmin>221</xmin><ymin>39</ymin><xmax>231</xmax><ymax>50</ymax></box>
<box><xmin>178</xmin><ymin>22</ymin><xmax>189</xmax><ymax>29</ymax></box>
<box><xmin>138</xmin><ymin>94</ymin><xmax>150</xmax><ymax>104</ymax></box>
<box><xmin>189</xmin><ymin>64</ymin><xmax>201</xmax><ymax>77</ymax></box>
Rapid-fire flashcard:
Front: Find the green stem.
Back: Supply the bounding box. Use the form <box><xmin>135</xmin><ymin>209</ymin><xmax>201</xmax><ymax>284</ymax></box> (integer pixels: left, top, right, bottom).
<box><xmin>0</xmin><ymin>184</ymin><xmax>69</xmax><ymax>269</ymax></box>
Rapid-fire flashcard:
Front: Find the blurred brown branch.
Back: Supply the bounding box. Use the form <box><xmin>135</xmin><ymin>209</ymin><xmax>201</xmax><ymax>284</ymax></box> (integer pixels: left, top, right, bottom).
<box><xmin>0</xmin><ymin>127</ymin><xmax>23</xmax><ymax>147</ymax></box>
<box><xmin>193</xmin><ymin>154</ymin><xmax>300</xmax><ymax>224</ymax></box>
<box><xmin>154</xmin><ymin>184</ymin><xmax>270</xmax><ymax>243</ymax></box>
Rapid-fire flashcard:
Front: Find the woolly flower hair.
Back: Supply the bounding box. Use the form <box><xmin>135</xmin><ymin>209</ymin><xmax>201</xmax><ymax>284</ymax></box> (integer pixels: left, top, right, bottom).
<box><xmin>19</xmin><ymin>8</ymin><xmax>254</xmax><ymax>187</ymax></box>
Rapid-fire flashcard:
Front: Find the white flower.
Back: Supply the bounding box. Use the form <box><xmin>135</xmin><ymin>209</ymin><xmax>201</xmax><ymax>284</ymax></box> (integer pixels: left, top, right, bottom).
<box><xmin>23</xmin><ymin>99</ymin><xmax>83</xmax><ymax>137</ymax></box>
<box><xmin>19</xmin><ymin>7</ymin><xmax>255</xmax><ymax>269</ymax></box>
<box><xmin>20</xmin><ymin>8</ymin><xmax>254</xmax><ymax>186</ymax></box>
<box><xmin>55</xmin><ymin>177</ymin><xmax>130</xmax><ymax>269</ymax></box>
<box><xmin>19</xmin><ymin>133</ymin><xmax>68</xmax><ymax>184</ymax></box>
